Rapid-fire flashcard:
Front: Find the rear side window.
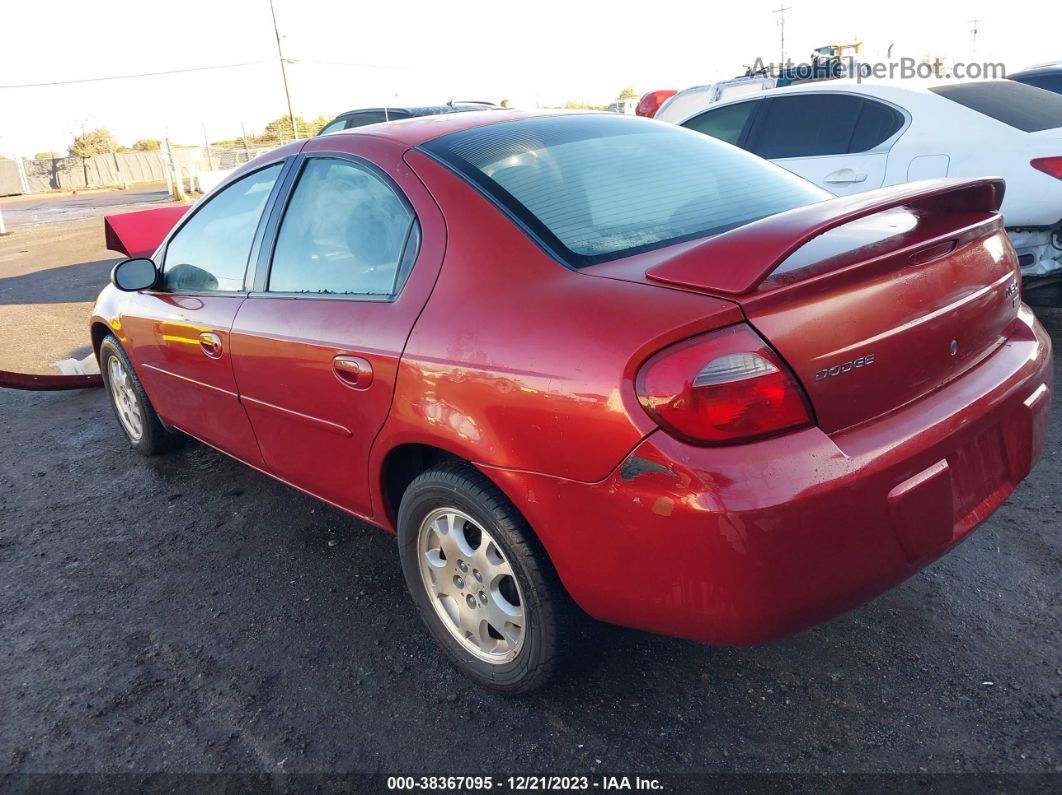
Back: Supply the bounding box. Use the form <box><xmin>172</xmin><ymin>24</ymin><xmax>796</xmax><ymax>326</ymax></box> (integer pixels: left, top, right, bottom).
<box><xmin>682</xmin><ymin>101</ymin><xmax>758</xmax><ymax>145</ymax></box>
<box><xmin>421</xmin><ymin>114</ymin><xmax>828</xmax><ymax>267</ymax></box>
<box><xmin>748</xmin><ymin>94</ymin><xmax>903</xmax><ymax>158</ymax></box>
<box><xmin>268</xmin><ymin>158</ymin><xmax>417</xmax><ymax>296</ymax></box>
<box><xmin>930</xmin><ymin>81</ymin><xmax>1062</xmax><ymax>132</ymax></box>
<box><xmin>163</xmin><ymin>164</ymin><xmax>282</xmax><ymax>292</ymax></box>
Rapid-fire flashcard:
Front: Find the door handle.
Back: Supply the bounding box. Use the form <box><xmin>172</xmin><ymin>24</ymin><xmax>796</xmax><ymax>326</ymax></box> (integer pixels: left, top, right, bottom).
<box><xmin>824</xmin><ymin>168</ymin><xmax>868</xmax><ymax>184</ymax></box>
<box><xmin>332</xmin><ymin>355</ymin><xmax>373</xmax><ymax>390</ymax></box>
<box><xmin>198</xmin><ymin>331</ymin><xmax>223</xmax><ymax>359</ymax></box>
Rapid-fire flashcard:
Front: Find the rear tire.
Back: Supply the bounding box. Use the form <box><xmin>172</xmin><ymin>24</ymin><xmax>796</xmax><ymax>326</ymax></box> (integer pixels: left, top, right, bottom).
<box><xmin>397</xmin><ymin>461</ymin><xmax>577</xmax><ymax>694</ymax></box>
<box><xmin>99</xmin><ymin>335</ymin><xmax>182</xmax><ymax>456</ymax></box>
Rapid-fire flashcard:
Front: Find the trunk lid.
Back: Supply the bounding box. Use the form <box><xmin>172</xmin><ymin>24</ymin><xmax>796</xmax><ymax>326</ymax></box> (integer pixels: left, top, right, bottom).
<box><xmin>593</xmin><ymin>178</ymin><xmax>1021</xmax><ymax>434</ymax></box>
<box><xmin>738</xmin><ymin>214</ymin><xmax>1019</xmax><ymax>433</ymax></box>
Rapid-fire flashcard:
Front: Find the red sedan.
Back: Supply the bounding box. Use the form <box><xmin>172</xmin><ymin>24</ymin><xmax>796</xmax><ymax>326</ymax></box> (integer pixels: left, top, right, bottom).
<box><xmin>93</xmin><ymin>110</ymin><xmax>1053</xmax><ymax>693</ymax></box>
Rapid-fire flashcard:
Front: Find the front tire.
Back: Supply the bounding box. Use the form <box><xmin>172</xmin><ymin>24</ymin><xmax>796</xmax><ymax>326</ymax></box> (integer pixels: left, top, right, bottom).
<box><xmin>397</xmin><ymin>461</ymin><xmax>575</xmax><ymax>694</ymax></box>
<box><xmin>99</xmin><ymin>335</ymin><xmax>181</xmax><ymax>456</ymax></box>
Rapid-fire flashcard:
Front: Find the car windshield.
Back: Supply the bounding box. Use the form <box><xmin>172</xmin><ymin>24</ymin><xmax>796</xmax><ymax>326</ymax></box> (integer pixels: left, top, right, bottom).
<box><xmin>420</xmin><ymin>114</ymin><xmax>829</xmax><ymax>267</ymax></box>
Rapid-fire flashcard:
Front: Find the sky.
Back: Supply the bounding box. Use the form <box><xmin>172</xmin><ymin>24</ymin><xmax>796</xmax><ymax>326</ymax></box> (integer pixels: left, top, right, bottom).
<box><xmin>0</xmin><ymin>0</ymin><xmax>1057</xmax><ymax>157</ymax></box>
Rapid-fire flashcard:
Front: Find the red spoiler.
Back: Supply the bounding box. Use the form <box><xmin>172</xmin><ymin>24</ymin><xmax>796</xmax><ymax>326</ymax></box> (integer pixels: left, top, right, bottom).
<box><xmin>104</xmin><ymin>205</ymin><xmax>189</xmax><ymax>258</ymax></box>
<box><xmin>645</xmin><ymin>178</ymin><xmax>1006</xmax><ymax>295</ymax></box>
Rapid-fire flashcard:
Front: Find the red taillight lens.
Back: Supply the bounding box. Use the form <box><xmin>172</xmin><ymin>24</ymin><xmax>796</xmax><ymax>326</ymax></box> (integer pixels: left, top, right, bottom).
<box><xmin>636</xmin><ymin>324</ymin><xmax>813</xmax><ymax>445</ymax></box>
<box><xmin>1031</xmin><ymin>157</ymin><xmax>1062</xmax><ymax>180</ymax></box>
<box><xmin>636</xmin><ymin>90</ymin><xmax>677</xmax><ymax>118</ymax></box>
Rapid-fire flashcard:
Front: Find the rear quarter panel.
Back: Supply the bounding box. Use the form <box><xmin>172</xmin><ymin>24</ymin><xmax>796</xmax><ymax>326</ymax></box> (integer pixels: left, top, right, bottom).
<box><xmin>369</xmin><ymin>150</ymin><xmax>744</xmax><ymax>502</ymax></box>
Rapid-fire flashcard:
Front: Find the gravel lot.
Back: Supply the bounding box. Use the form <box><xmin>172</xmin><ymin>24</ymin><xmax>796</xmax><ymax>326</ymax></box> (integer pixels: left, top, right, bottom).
<box><xmin>0</xmin><ymin>190</ymin><xmax>1059</xmax><ymax>783</ymax></box>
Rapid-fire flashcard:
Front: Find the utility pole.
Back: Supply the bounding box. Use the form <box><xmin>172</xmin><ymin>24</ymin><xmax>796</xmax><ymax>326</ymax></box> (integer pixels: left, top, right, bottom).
<box><xmin>203</xmin><ymin>122</ymin><xmax>214</xmax><ymax>170</ymax></box>
<box><xmin>968</xmin><ymin>17</ymin><xmax>982</xmax><ymax>60</ymax></box>
<box><xmin>773</xmin><ymin>3</ymin><xmax>792</xmax><ymax>67</ymax></box>
<box><xmin>269</xmin><ymin>0</ymin><xmax>298</xmax><ymax>142</ymax></box>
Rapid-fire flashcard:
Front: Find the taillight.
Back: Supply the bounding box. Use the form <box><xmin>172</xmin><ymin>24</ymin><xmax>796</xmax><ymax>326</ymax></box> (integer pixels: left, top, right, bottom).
<box><xmin>636</xmin><ymin>90</ymin><xmax>677</xmax><ymax>118</ymax></box>
<box><xmin>1031</xmin><ymin>157</ymin><xmax>1062</xmax><ymax>180</ymax></box>
<box><xmin>636</xmin><ymin>324</ymin><xmax>813</xmax><ymax>445</ymax></box>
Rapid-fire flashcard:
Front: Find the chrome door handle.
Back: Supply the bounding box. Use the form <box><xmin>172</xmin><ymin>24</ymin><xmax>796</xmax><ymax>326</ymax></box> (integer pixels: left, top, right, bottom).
<box><xmin>333</xmin><ymin>355</ymin><xmax>373</xmax><ymax>390</ymax></box>
<box><xmin>198</xmin><ymin>331</ymin><xmax>223</xmax><ymax>359</ymax></box>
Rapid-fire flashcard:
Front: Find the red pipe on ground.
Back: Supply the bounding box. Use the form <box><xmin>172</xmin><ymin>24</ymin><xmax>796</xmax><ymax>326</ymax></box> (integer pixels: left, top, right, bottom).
<box><xmin>0</xmin><ymin>371</ymin><xmax>102</xmax><ymax>391</ymax></box>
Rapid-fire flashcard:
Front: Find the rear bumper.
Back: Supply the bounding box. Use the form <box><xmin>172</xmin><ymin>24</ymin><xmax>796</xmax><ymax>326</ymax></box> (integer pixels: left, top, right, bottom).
<box><xmin>487</xmin><ymin>307</ymin><xmax>1053</xmax><ymax>645</ymax></box>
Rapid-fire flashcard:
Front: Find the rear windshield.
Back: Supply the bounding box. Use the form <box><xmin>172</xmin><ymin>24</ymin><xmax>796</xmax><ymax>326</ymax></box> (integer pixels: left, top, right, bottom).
<box><xmin>420</xmin><ymin>114</ymin><xmax>829</xmax><ymax>267</ymax></box>
<box><xmin>1010</xmin><ymin>72</ymin><xmax>1062</xmax><ymax>95</ymax></box>
<box><xmin>930</xmin><ymin>81</ymin><xmax>1062</xmax><ymax>132</ymax></box>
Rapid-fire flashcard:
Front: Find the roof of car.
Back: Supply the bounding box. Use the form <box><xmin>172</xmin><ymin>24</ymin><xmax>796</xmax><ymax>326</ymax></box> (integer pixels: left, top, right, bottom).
<box><xmin>324</xmin><ymin>108</ymin><xmax>583</xmax><ymax>147</ymax></box>
<box><xmin>685</xmin><ymin>79</ymin><xmax>1020</xmax><ymax>108</ymax></box>
<box><xmin>335</xmin><ymin>102</ymin><xmax>496</xmax><ymax>118</ymax></box>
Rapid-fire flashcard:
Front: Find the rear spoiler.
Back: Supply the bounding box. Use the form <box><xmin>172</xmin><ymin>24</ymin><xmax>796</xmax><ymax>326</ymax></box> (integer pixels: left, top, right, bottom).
<box><xmin>104</xmin><ymin>205</ymin><xmax>190</xmax><ymax>259</ymax></box>
<box><xmin>645</xmin><ymin>178</ymin><xmax>1006</xmax><ymax>295</ymax></box>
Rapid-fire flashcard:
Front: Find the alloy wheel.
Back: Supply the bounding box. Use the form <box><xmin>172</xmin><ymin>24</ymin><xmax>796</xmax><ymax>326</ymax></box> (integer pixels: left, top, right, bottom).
<box><xmin>107</xmin><ymin>355</ymin><xmax>144</xmax><ymax>442</ymax></box>
<box><xmin>417</xmin><ymin>507</ymin><xmax>526</xmax><ymax>663</ymax></box>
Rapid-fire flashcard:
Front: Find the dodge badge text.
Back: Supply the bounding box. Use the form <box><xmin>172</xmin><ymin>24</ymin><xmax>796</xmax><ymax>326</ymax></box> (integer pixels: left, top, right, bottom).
<box><xmin>814</xmin><ymin>353</ymin><xmax>876</xmax><ymax>381</ymax></box>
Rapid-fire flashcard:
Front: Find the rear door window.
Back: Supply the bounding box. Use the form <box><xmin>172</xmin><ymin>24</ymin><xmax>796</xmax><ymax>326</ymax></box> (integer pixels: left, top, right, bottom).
<box><xmin>267</xmin><ymin>157</ymin><xmax>418</xmax><ymax>297</ymax></box>
<box><xmin>749</xmin><ymin>94</ymin><xmax>865</xmax><ymax>158</ymax></box>
<box><xmin>930</xmin><ymin>81</ymin><xmax>1062</xmax><ymax>131</ymax></box>
<box><xmin>682</xmin><ymin>100</ymin><xmax>759</xmax><ymax>145</ymax></box>
<box><xmin>746</xmin><ymin>94</ymin><xmax>903</xmax><ymax>158</ymax></box>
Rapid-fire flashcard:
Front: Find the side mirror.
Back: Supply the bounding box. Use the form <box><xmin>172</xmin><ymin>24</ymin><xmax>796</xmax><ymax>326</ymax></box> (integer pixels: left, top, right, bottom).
<box><xmin>111</xmin><ymin>258</ymin><xmax>159</xmax><ymax>292</ymax></box>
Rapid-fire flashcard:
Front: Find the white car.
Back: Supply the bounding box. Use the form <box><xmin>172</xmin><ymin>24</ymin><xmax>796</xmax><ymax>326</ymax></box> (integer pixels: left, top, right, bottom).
<box><xmin>658</xmin><ymin>80</ymin><xmax>1062</xmax><ymax>302</ymax></box>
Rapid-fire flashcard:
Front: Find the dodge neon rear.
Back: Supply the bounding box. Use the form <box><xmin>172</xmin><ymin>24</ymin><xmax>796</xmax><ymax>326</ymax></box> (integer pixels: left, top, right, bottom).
<box><xmin>94</xmin><ymin>112</ymin><xmax>1052</xmax><ymax>692</ymax></box>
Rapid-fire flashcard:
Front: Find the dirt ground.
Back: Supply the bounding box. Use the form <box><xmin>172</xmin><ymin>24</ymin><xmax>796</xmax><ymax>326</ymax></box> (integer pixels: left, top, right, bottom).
<box><xmin>0</xmin><ymin>189</ymin><xmax>1059</xmax><ymax>784</ymax></box>
<box><xmin>0</xmin><ymin>184</ymin><xmax>181</xmax><ymax>374</ymax></box>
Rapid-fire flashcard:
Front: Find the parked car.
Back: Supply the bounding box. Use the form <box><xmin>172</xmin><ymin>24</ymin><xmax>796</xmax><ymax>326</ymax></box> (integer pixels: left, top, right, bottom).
<box><xmin>96</xmin><ymin>111</ymin><xmax>1052</xmax><ymax>693</ymax></box>
<box><xmin>665</xmin><ymin>80</ymin><xmax>1062</xmax><ymax>305</ymax></box>
<box><xmin>317</xmin><ymin>102</ymin><xmax>498</xmax><ymax>135</ymax></box>
<box><xmin>1009</xmin><ymin>62</ymin><xmax>1062</xmax><ymax>95</ymax></box>
<box><xmin>635</xmin><ymin>89</ymin><xmax>677</xmax><ymax>118</ymax></box>
<box><xmin>653</xmin><ymin>43</ymin><xmax>867</xmax><ymax>123</ymax></box>
<box><xmin>654</xmin><ymin>76</ymin><xmax>778</xmax><ymax>124</ymax></box>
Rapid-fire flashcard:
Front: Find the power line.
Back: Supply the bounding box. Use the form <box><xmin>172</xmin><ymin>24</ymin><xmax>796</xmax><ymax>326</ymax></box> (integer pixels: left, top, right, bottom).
<box><xmin>0</xmin><ymin>61</ymin><xmax>266</xmax><ymax>90</ymax></box>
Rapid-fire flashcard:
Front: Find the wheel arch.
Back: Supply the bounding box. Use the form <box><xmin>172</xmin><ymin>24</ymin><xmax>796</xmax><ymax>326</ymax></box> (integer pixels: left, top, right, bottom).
<box><xmin>378</xmin><ymin>442</ymin><xmax>463</xmax><ymax>529</ymax></box>
<box><xmin>90</xmin><ymin>319</ymin><xmax>118</xmax><ymax>361</ymax></box>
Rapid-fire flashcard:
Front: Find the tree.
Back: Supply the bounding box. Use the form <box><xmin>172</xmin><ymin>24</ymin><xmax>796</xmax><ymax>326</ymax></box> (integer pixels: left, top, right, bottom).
<box><xmin>132</xmin><ymin>139</ymin><xmax>161</xmax><ymax>151</ymax></box>
<box><xmin>920</xmin><ymin>54</ymin><xmax>947</xmax><ymax>78</ymax></box>
<box><xmin>68</xmin><ymin>128</ymin><xmax>117</xmax><ymax>158</ymax></box>
<box><xmin>616</xmin><ymin>86</ymin><xmax>639</xmax><ymax>100</ymax></box>
<box><xmin>34</xmin><ymin>152</ymin><xmax>62</xmax><ymax>160</ymax></box>
<box><xmin>258</xmin><ymin>113</ymin><xmax>334</xmax><ymax>142</ymax></box>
